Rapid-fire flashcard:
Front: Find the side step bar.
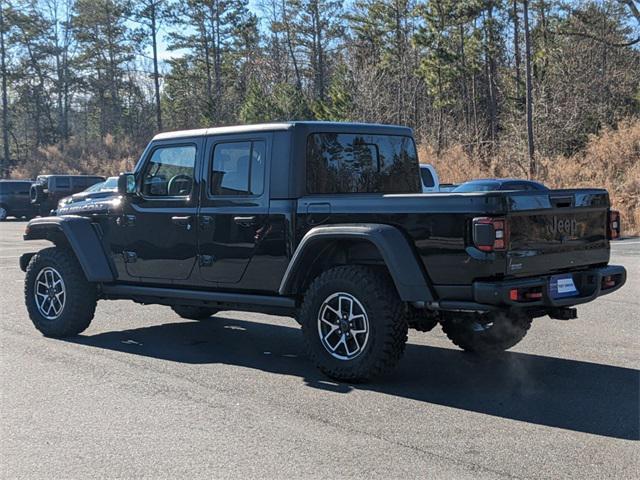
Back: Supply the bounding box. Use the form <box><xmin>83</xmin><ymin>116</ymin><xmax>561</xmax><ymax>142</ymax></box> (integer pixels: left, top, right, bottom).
<box><xmin>102</xmin><ymin>284</ymin><xmax>296</xmax><ymax>310</ymax></box>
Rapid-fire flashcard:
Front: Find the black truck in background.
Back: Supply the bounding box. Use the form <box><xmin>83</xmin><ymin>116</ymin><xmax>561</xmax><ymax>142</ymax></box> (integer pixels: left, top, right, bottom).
<box><xmin>30</xmin><ymin>175</ymin><xmax>105</xmax><ymax>216</ymax></box>
<box><xmin>20</xmin><ymin>122</ymin><xmax>626</xmax><ymax>381</ymax></box>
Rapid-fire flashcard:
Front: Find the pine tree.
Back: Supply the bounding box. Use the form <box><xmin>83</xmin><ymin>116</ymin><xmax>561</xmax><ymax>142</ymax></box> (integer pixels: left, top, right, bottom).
<box><xmin>72</xmin><ymin>0</ymin><xmax>135</xmax><ymax>137</ymax></box>
<box><xmin>415</xmin><ymin>0</ymin><xmax>484</xmax><ymax>151</ymax></box>
<box><xmin>314</xmin><ymin>65</ymin><xmax>353</xmax><ymax>121</ymax></box>
<box><xmin>240</xmin><ymin>80</ymin><xmax>311</xmax><ymax>122</ymax></box>
<box><xmin>288</xmin><ymin>0</ymin><xmax>343</xmax><ymax>101</ymax></box>
<box><xmin>166</xmin><ymin>0</ymin><xmax>257</xmax><ymax>125</ymax></box>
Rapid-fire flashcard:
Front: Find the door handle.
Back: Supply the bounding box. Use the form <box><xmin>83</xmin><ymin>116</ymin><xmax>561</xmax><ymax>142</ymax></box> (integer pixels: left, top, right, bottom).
<box><xmin>233</xmin><ymin>215</ymin><xmax>256</xmax><ymax>227</ymax></box>
<box><xmin>171</xmin><ymin>216</ymin><xmax>192</xmax><ymax>229</ymax></box>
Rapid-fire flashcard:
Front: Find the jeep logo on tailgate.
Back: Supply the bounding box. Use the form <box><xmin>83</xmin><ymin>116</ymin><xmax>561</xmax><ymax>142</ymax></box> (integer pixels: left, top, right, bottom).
<box><xmin>547</xmin><ymin>216</ymin><xmax>578</xmax><ymax>237</ymax></box>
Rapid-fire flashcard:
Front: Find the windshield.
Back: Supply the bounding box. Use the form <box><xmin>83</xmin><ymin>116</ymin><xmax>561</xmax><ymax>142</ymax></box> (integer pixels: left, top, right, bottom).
<box><xmin>83</xmin><ymin>177</ymin><xmax>117</xmax><ymax>193</ymax></box>
<box><xmin>84</xmin><ymin>181</ymin><xmax>105</xmax><ymax>193</ymax></box>
<box><xmin>453</xmin><ymin>182</ymin><xmax>500</xmax><ymax>192</ymax></box>
<box><xmin>102</xmin><ymin>177</ymin><xmax>118</xmax><ymax>190</ymax></box>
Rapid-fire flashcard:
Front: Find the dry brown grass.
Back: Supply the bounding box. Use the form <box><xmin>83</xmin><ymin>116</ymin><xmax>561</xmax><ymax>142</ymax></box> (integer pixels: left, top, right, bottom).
<box><xmin>420</xmin><ymin>118</ymin><xmax>640</xmax><ymax>236</ymax></box>
<box><xmin>10</xmin><ymin>134</ymin><xmax>139</xmax><ymax>180</ymax></box>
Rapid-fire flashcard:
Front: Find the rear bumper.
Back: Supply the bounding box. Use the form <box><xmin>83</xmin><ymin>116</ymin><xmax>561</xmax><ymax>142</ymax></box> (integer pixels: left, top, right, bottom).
<box><xmin>473</xmin><ymin>265</ymin><xmax>626</xmax><ymax>308</ymax></box>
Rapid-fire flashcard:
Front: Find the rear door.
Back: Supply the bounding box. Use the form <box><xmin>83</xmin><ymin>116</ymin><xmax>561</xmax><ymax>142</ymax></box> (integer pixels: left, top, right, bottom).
<box><xmin>505</xmin><ymin>189</ymin><xmax>610</xmax><ymax>277</ymax></box>
<box><xmin>197</xmin><ymin>134</ymin><xmax>270</xmax><ymax>284</ymax></box>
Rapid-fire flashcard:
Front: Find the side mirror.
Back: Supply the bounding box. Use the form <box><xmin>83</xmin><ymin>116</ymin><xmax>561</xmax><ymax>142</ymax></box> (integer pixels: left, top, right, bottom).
<box><xmin>118</xmin><ymin>172</ymin><xmax>136</xmax><ymax>196</ymax></box>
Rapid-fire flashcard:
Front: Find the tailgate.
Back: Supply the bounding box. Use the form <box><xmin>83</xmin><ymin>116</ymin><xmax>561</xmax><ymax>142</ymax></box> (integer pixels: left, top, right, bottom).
<box><xmin>505</xmin><ymin>189</ymin><xmax>610</xmax><ymax>277</ymax></box>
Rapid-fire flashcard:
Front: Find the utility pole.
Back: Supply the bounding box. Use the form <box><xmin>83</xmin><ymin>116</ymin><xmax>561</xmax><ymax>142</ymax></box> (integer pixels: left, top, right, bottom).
<box><xmin>0</xmin><ymin>2</ymin><xmax>10</xmax><ymax>177</ymax></box>
<box><xmin>523</xmin><ymin>0</ymin><xmax>535</xmax><ymax>178</ymax></box>
<box><xmin>150</xmin><ymin>0</ymin><xmax>162</xmax><ymax>131</ymax></box>
<box><xmin>513</xmin><ymin>0</ymin><xmax>522</xmax><ymax>104</ymax></box>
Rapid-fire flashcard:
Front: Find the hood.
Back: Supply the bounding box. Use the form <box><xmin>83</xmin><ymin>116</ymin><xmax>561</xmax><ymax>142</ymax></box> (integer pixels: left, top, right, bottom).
<box><xmin>64</xmin><ymin>189</ymin><xmax>118</xmax><ymax>204</ymax></box>
<box><xmin>55</xmin><ymin>194</ymin><xmax>123</xmax><ymax>216</ymax></box>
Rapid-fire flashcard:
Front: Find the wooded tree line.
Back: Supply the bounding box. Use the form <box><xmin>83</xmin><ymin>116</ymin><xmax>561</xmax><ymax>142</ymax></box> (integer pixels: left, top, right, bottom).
<box><xmin>0</xmin><ymin>0</ymin><xmax>638</xmax><ymax>178</ymax></box>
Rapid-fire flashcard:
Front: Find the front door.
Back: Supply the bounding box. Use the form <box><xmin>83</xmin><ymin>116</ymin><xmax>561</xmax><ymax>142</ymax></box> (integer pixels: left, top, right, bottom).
<box><xmin>198</xmin><ymin>135</ymin><xmax>270</xmax><ymax>284</ymax></box>
<box><xmin>121</xmin><ymin>140</ymin><xmax>201</xmax><ymax>281</ymax></box>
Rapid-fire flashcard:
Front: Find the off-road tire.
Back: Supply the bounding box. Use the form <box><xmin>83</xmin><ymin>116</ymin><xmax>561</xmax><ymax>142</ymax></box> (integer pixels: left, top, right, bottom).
<box><xmin>171</xmin><ymin>305</ymin><xmax>218</xmax><ymax>320</ymax></box>
<box><xmin>441</xmin><ymin>311</ymin><xmax>532</xmax><ymax>355</ymax></box>
<box><xmin>299</xmin><ymin>265</ymin><xmax>408</xmax><ymax>382</ymax></box>
<box><xmin>30</xmin><ymin>184</ymin><xmax>46</xmax><ymax>204</ymax></box>
<box><xmin>25</xmin><ymin>247</ymin><xmax>97</xmax><ymax>337</ymax></box>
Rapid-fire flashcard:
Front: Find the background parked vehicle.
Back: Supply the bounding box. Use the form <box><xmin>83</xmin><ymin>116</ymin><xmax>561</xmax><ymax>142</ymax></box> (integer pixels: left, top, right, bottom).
<box><xmin>56</xmin><ymin>176</ymin><xmax>119</xmax><ymax>210</ymax></box>
<box><xmin>452</xmin><ymin>178</ymin><xmax>548</xmax><ymax>192</ymax></box>
<box><xmin>438</xmin><ymin>183</ymin><xmax>458</xmax><ymax>192</ymax></box>
<box><xmin>419</xmin><ymin>164</ymin><xmax>440</xmax><ymax>192</ymax></box>
<box><xmin>30</xmin><ymin>175</ymin><xmax>105</xmax><ymax>216</ymax></box>
<box><xmin>0</xmin><ymin>180</ymin><xmax>36</xmax><ymax>221</ymax></box>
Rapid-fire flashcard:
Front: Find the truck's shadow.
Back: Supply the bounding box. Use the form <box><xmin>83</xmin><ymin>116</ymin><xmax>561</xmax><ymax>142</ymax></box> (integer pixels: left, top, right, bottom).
<box><xmin>67</xmin><ymin>316</ymin><xmax>639</xmax><ymax>441</ymax></box>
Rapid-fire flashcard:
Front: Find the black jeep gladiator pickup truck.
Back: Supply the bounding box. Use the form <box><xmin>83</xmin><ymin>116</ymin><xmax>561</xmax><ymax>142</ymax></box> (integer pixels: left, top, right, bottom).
<box><xmin>20</xmin><ymin>122</ymin><xmax>626</xmax><ymax>381</ymax></box>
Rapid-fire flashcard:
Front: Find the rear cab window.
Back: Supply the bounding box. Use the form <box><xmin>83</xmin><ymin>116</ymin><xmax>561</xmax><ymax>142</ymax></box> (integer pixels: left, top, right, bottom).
<box><xmin>306</xmin><ymin>133</ymin><xmax>421</xmax><ymax>194</ymax></box>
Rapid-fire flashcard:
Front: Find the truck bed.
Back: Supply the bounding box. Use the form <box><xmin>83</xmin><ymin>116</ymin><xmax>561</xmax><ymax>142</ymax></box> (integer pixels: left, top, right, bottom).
<box><xmin>295</xmin><ymin>188</ymin><xmax>611</xmax><ymax>287</ymax></box>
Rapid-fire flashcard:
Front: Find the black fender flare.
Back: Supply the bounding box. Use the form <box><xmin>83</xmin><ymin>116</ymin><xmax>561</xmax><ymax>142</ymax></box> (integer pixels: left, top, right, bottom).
<box><xmin>279</xmin><ymin>224</ymin><xmax>434</xmax><ymax>302</ymax></box>
<box><xmin>22</xmin><ymin>216</ymin><xmax>115</xmax><ymax>282</ymax></box>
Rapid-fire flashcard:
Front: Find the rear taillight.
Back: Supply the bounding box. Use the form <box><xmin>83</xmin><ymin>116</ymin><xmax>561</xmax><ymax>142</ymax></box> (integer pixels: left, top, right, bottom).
<box><xmin>509</xmin><ymin>286</ymin><xmax>543</xmax><ymax>302</ymax></box>
<box><xmin>472</xmin><ymin>217</ymin><xmax>509</xmax><ymax>252</ymax></box>
<box><xmin>608</xmin><ymin>210</ymin><xmax>621</xmax><ymax>240</ymax></box>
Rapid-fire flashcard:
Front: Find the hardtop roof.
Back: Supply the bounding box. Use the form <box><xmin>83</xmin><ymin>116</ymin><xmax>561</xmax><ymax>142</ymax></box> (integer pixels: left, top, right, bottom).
<box><xmin>152</xmin><ymin>121</ymin><xmax>413</xmax><ymax>141</ymax></box>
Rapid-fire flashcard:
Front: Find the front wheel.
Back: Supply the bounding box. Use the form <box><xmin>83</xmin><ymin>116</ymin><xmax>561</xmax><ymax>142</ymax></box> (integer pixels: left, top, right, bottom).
<box><xmin>25</xmin><ymin>247</ymin><xmax>97</xmax><ymax>337</ymax></box>
<box><xmin>0</xmin><ymin>205</ymin><xmax>7</xmax><ymax>221</ymax></box>
<box><xmin>441</xmin><ymin>311</ymin><xmax>532</xmax><ymax>355</ymax></box>
<box><xmin>299</xmin><ymin>266</ymin><xmax>408</xmax><ymax>382</ymax></box>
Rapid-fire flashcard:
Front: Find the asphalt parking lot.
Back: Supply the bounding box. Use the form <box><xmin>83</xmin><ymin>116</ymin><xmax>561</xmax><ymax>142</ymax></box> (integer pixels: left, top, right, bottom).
<box><xmin>0</xmin><ymin>219</ymin><xmax>638</xmax><ymax>479</ymax></box>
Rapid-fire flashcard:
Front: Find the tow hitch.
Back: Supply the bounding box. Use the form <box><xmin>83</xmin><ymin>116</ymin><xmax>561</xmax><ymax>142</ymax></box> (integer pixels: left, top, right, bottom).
<box><xmin>548</xmin><ymin>307</ymin><xmax>578</xmax><ymax>320</ymax></box>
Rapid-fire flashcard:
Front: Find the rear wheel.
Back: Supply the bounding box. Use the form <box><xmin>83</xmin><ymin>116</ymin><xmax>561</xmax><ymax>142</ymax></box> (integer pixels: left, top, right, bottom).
<box><xmin>0</xmin><ymin>205</ymin><xmax>7</xmax><ymax>221</ymax></box>
<box><xmin>299</xmin><ymin>265</ymin><xmax>408</xmax><ymax>382</ymax></box>
<box><xmin>171</xmin><ymin>305</ymin><xmax>218</xmax><ymax>320</ymax></box>
<box><xmin>25</xmin><ymin>247</ymin><xmax>97</xmax><ymax>337</ymax></box>
<box><xmin>441</xmin><ymin>311</ymin><xmax>532</xmax><ymax>355</ymax></box>
<box><xmin>407</xmin><ymin>307</ymin><xmax>439</xmax><ymax>332</ymax></box>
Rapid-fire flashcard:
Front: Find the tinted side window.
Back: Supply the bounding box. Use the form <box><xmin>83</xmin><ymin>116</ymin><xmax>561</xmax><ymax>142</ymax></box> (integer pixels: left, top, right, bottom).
<box><xmin>56</xmin><ymin>178</ymin><xmax>71</xmax><ymax>189</ymax></box>
<box><xmin>0</xmin><ymin>182</ymin><xmax>27</xmax><ymax>194</ymax></box>
<box><xmin>502</xmin><ymin>182</ymin><xmax>529</xmax><ymax>191</ymax></box>
<box><xmin>141</xmin><ymin>145</ymin><xmax>196</xmax><ymax>197</ymax></box>
<box><xmin>420</xmin><ymin>167</ymin><xmax>435</xmax><ymax>188</ymax></box>
<box><xmin>306</xmin><ymin>133</ymin><xmax>420</xmax><ymax>194</ymax></box>
<box><xmin>211</xmin><ymin>141</ymin><xmax>265</xmax><ymax>196</ymax></box>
